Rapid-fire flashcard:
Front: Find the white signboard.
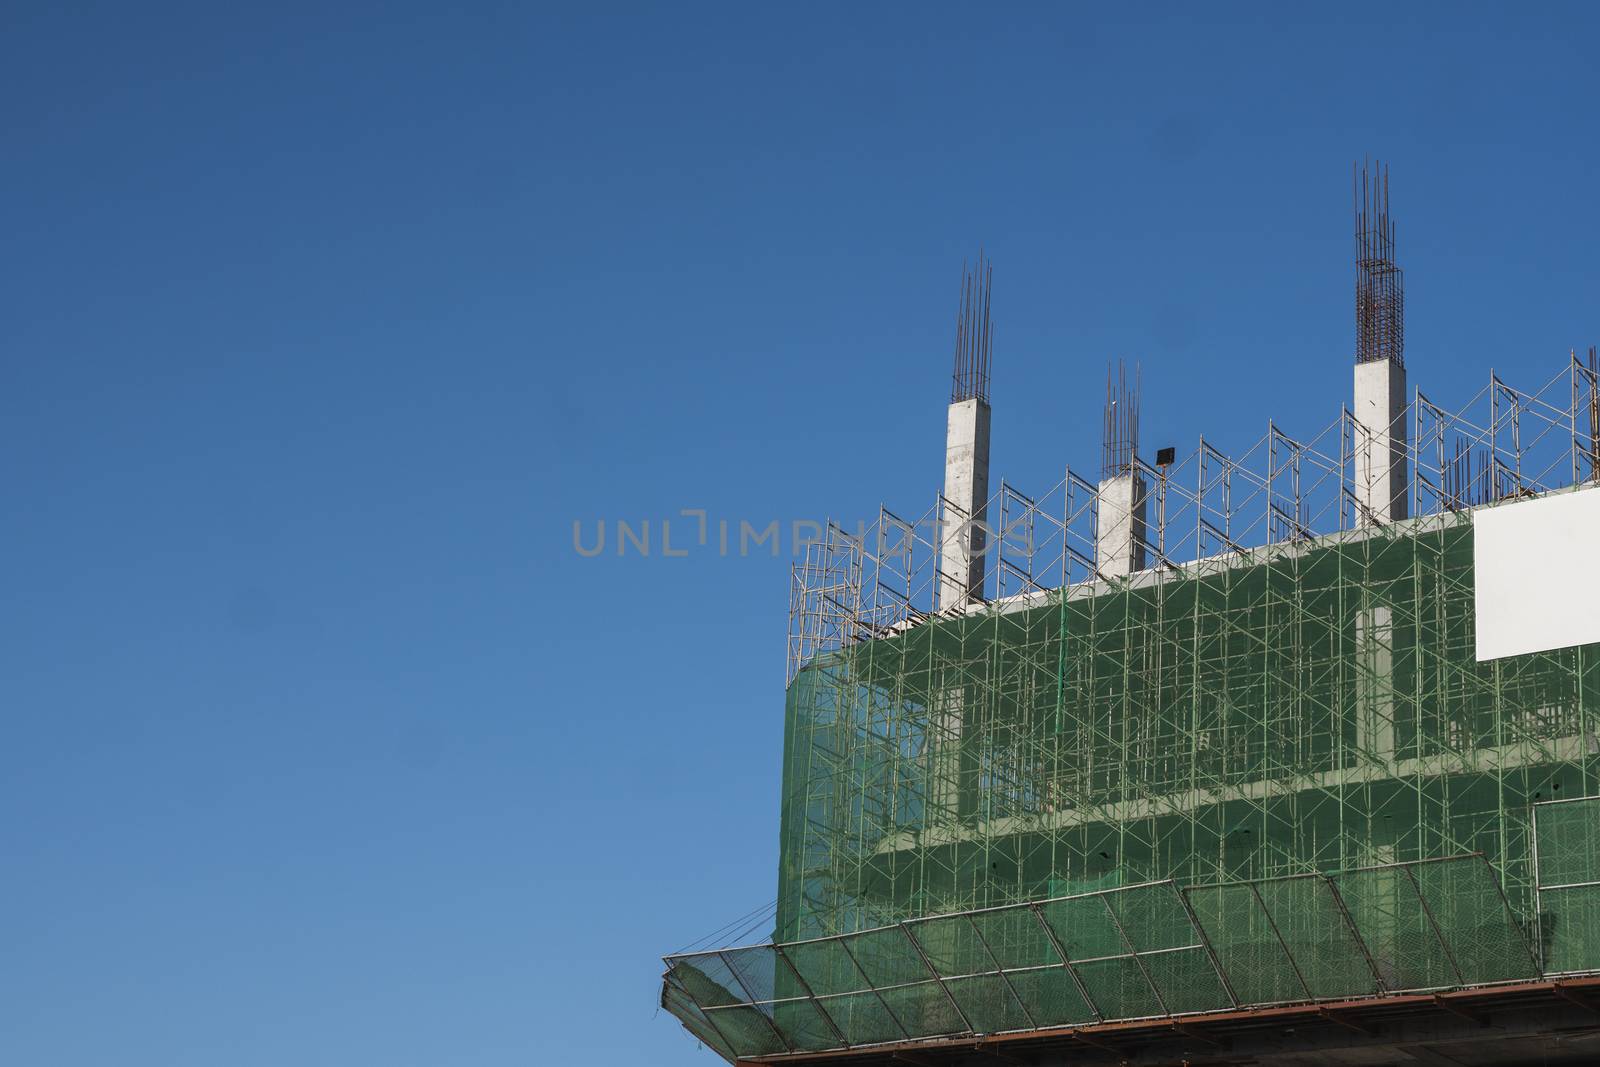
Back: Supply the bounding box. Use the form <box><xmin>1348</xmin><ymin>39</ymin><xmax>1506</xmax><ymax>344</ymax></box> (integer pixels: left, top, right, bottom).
<box><xmin>1474</xmin><ymin>486</ymin><xmax>1600</xmax><ymax>661</ymax></box>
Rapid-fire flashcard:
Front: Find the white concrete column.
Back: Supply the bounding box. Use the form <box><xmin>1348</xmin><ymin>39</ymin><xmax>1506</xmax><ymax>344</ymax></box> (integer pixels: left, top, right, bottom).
<box><xmin>1354</xmin><ymin>360</ymin><xmax>1409</xmax><ymax>525</ymax></box>
<box><xmin>1096</xmin><ymin>473</ymin><xmax>1147</xmax><ymax>578</ymax></box>
<box><xmin>1355</xmin><ymin>604</ymin><xmax>1397</xmax><ymax>765</ymax></box>
<box><xmin>1352</xmin><ymin>363</ymin><xmax>1405</xmax><ymax>778</ymax></box>
<box><xmin>938</xmin><ymin>398</ymin><xmax>991</xmax><ymax>610</ymax></box>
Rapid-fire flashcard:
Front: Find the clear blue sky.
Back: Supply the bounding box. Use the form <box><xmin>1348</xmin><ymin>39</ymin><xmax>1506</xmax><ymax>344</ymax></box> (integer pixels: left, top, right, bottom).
<box><xmin>3</xmin><ymin>4</ymin><xmax>1598</xmax><ymax>1064</ymax></box>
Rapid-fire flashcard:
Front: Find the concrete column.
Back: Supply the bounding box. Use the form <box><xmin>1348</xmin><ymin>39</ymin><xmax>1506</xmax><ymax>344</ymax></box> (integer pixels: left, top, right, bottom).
<box><xmin>1096</xmin><ymin>473</ymin><xmax>1147</xmax><ymax>578</ymax></box>
<box><xmin>938</xmin><ymin>398</ymin><xmax>991</xmax><ymax>610</ymax></box>
<box><xmin>1353</xmin><ymin>360</ymin><xmax>1409</xmax><ymax>525</ymax></box>
<box><xmin>1353</xmin><ymin>363</ymin><xmax>1404</xmax><ymax>780</ymax></box>
<box><xmin>1355</xmin><ymin>604</ymin><xmax>1397</xmax><ymax>765</ymax></box>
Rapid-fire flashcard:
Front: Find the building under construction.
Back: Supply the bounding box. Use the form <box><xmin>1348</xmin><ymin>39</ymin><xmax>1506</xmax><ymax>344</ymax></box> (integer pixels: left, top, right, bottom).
<box><xmin>660</xmin><ymin>165</ymin><xmax>1600</xmax><ymax>1066</ymax></box>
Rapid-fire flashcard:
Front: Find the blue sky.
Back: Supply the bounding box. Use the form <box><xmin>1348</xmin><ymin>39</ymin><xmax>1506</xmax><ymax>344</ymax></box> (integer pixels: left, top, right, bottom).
<box><xmin>3</xmin><ymin>3</ymin><xmax>1598</xmax><ymax>1064</ymax></box>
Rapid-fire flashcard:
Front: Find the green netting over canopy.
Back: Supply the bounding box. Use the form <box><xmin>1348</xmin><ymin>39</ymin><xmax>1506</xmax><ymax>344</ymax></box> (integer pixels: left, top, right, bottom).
<box><xmin>661</xmin><ymin>855</ymin><xmax>1538</xmax><ymax>1061</ymax></box>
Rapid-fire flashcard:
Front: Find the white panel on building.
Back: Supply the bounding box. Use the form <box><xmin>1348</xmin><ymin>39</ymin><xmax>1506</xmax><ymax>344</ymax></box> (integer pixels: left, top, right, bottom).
<box><xmin>1474</xmin><ymin>486</ymin><xmax>1600</xmax><ymax>661</ymax></box>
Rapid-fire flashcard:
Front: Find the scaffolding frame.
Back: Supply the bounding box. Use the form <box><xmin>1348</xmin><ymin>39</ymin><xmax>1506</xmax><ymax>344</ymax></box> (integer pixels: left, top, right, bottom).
<box><xmin>780</xmin><ymin>354</ymin><xmax>1600</xmax><ymax>956</ymax></box>
<box><xmin>791</xmin><ymin>354</ymin><xmax>1600</xmax><ymax>688</ymax></box>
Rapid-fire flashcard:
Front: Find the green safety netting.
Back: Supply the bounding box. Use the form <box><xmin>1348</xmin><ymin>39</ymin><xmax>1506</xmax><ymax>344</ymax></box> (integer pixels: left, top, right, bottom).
<box><xmin>1535</xmin><ymin>796</ymin><xmax>1600</xmax><ymax>974</ymax></box>
<box><xmin>776</xmin><ymin>519</ymin><xmax>1600</xmax><ymax>950</ymax></box>
<box><xmin>665</xmin><ymin>504</ymin><xmax>1600</xmax><ymax>1061</ymax></box>
<box><xmin>662</xmin><ymin>853</ymin><xmax>1541</xmax><ymax>1061</ymax></box>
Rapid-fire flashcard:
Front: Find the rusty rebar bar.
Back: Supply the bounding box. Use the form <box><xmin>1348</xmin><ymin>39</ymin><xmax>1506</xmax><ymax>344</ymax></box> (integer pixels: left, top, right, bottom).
<box><xmin>951</xmin><ymin>252</ymin><xmax>993</xmax><ymax>404</ymax></box>
<box><xmin>1355</xmin><ymin>160</ymin><xmax>1405</xmax><ymax>367</ymax></box>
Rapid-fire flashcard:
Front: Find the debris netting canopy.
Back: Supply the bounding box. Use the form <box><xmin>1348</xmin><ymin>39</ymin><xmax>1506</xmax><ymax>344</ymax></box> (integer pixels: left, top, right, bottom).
<box><xmin>662</xmin><ymin>854</ymin><xmax>1545</xmax><ymax>1061</ymax></box>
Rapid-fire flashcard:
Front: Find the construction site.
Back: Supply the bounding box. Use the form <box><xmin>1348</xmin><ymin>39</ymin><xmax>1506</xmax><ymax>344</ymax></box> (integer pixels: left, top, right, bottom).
<box><xmin>660</xmin><ymin>164</ymin><xmax>1600</xmax><ymax>1066</ymax></box>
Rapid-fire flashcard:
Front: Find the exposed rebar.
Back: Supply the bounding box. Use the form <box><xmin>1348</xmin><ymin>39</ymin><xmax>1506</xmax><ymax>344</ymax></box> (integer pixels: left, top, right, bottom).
<box><xmin>1442</xmin><ymin>439</ymin><xmax>1493</xmax><ymax>510</ymax></box>
<box><xmin>951</xmin><ymin>252</ymin><xmax>993</xmax><ymax>404</ymax></box>
<box><xmin>1355</xmin><ymin>160</ymin><xmax>1405</xmax><ymax>367</ymax></box>
<box><xmin>1102</xmin><ymin>359</ymin><xmax>1141</xmax><ymax>478</ymax></box>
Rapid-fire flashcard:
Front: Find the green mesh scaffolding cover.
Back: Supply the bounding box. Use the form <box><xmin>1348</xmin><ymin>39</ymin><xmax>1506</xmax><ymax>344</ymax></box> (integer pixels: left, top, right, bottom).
<box><xmin>777</xmin><ymin>520</ymin><xmax>1600</xmax><ymax>943</ymax></box>
<box><xmin>664</xmin><ymin>514</ymin><xmax>1600</xmax><ymax>1061</ymax></box>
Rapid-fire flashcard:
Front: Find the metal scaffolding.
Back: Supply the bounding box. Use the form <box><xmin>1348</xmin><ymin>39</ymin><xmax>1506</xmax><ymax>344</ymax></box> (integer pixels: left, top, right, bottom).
<box><xmin>658</xmin><ymin>355</ymin><xmax>1600</xmax><ymax>1062</ymax></box>
<box><xmin>663</xmin><ymin>155</ymin><xmax>1600</xmax><ymax>1058</ymax></box>
<box><xmin>779</xmin><ymin>354</ymin><xmax>1600</xmax><ymax>952</ymax></box>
